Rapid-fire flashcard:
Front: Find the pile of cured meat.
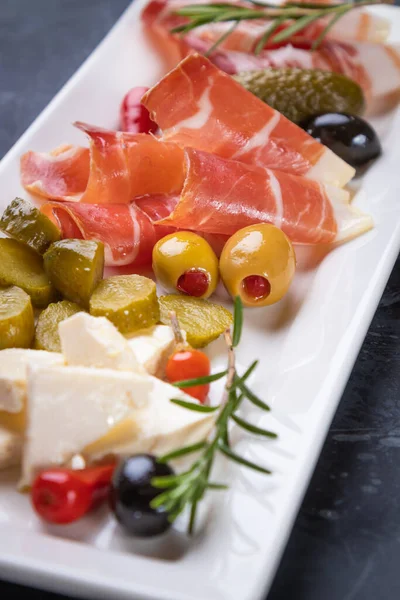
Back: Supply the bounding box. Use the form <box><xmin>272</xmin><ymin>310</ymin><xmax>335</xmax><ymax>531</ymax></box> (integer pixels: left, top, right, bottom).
<box><xmin>143</xmin><ymin>0</ymin><xmax>400</xmax><ymax>114</ymax></box>
<box><xmin>21</xmin><ymin>52</ymin><xmax>373</xmax><ymax>268</ymax></box>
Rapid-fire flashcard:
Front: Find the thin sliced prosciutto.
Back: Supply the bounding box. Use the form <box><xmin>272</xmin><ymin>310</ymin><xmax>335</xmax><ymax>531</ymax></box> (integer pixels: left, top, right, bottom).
<box><xmin>142</xmin><ymin>0</ymin><xmax>390</xmax><ymax>50</ymax></box>
<box><xmin>142</xmin><ymin>53</ymin><xmax>355</xmax><ymax>187</ymax></box>
<box><xmin>21</xmin><ymin>145</ymin><xmax>90</xmax><ymax>202</ymax></box>
<box><xmin>157</xmin><ymin>149</ymin><xmax>373</xmax><ymax>244</ymax></box>
<box><xmin>39</xmin><ymin>146</ymin><xmax>371</xmax><ymax>267</ymax></box>
<box><xmin>41</xmin><ymin>196</ymin><xmax>178</xmax><ymax>267</ymax></box>
<box><xmin>21</xmin><ymin>124</ymin><xmax>185</xmax><ymax>204</ymax></box>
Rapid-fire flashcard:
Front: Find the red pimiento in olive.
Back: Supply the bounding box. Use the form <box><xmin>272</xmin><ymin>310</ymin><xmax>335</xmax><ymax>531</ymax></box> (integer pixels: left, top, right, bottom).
<box><xmin>120</xmin><ymin>87</ymin><xmax>158</xmax><ymax>134</ymax></box>
<box><xmin>176</xmin><ymin>269</ymin><xmax>209</xmax><ymax>298</ymax></box>
<box><xmin>242</xmin><ymin>275</ymin><xmax>271</xmax><ymax>301</ymax></box>
<box><xmin>31</xmin><ymin>464</ymin><xmax>115</xmax><ymax>525</ymax></box>
<box><xmin>166</xmin><ymin>348</ymin><xmax>211</xmax><ymax>403</ymax></box>
<box><xmin>300</xmin><ymin>112</ymin><xmax>381</xmax><ymax>171</ymax></box>
<box><xmin>110</xmin><ymin>454</ymin><xmax>173</xmax><ymax>537</ymax></box>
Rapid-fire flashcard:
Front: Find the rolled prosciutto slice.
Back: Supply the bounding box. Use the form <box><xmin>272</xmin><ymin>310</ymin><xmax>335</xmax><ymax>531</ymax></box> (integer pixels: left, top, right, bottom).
<box><xmin>142</xmin><ymin>54</ymin><xmax>355</xmax><ymax>187</ymax></box>
<box><xmin>41</xmin><ymin>196</ymin><xmax>178</xmax><ymax>267</ymax></box>
<box><xmin>157</xmin><ymin>149</ymin><xmax>373</xmax><ymax>244</ymax></box>
<box><xmin>21</xmin><ymin>124</ymin><xmax>185</xmax><ymax>204</ymax></box>
<box><xmin>21</xmin><ymin>145</ymin><xmax>90</xmax><ymax>202</ymax></box>
<box><xmin>39</xmin><ymin>146</ymin><xmax>371</xmax><ymax>267</ymax></box>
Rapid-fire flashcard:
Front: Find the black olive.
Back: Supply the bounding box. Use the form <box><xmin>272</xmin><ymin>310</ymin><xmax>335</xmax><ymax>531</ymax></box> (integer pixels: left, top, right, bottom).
<box><xmin>300</xmin><ymin>112</ymin><xmax>381</xmax><ymax>171</ymax></box>
<box><xmin>110</xmin><ymin>454</ymin><xmax>173</xmax><ymax>537</ymax></box>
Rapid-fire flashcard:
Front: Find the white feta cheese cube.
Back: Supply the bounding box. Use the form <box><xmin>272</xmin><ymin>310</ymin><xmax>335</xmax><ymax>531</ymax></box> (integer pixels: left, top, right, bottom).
<box><xmin>87</xmin><ymin>376</ymin><xmax>215</xmax><ymax>461</ymax></box>
<box><xmin>127</xmin><ymin>325</ymin><xmax>178</xmax><ymax>377</ymax></box>
<box><xmin>21</xmin><ymin>365</ymin><xmax>152</xmax><ymax>486</ymax></box>
<box><xmin>59</xmin><ymin>313</ymin><xmax>142</xmax><ymax>372</ymax></box>
<box><xmin>0</xmin><ymin>349</ymin><xmax>64</xmax><ymax>413</ymax></box>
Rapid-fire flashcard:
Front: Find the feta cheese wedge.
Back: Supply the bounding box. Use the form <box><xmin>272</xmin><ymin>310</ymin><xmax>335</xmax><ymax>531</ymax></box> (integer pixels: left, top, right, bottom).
<box><xmin>21</xmin><ymin>365</ymin><xmax>152</xmax><ymax>486</ymax></box>
<box><xmin>86</xmin><ymin>376</ymin><xmax>216</xmax><ymax>461</ymax></box>
<box><xmin>127</xmin><ymin>325</ymin><xmax>178</xmax><ymax>378</ymax></box>
<box><xmin>0</xmin><ymin>349</ymin><xmax>64</xmax><ymax>413</ymax></box>
<box><xmin>0</xmin><ymin>425</ymin><xmax>23</xmax><ymax>470</ymax></box>
<box><xmin>59</xmin><ymin>313</ymin><xmax>142</xmax><ymax>372</ymax></box>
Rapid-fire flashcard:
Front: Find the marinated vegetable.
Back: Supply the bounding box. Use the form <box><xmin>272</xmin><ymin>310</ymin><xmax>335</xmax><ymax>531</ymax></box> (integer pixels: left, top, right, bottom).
<box><xmin>90</xmin><ymin>274</ymin><xmax>159</xmax><ymax>334</ymax></box>
<box><xmin>0</xmin><ymin>286</ymin><xmax>35</xmax><ymax>350</ymax></box>
<box><xmin>0</xmin><ymin>197</ymin><xmax>60</xmax><ymax>254</ymax></box>
<box><xmin>44</xmin><ymin>239</ymin><xmax>104</xmax><ymax>308</ymax></box>
<box><xmin>159</xmin><ymin>295</ymin><xmax>233</xmax><ymax>348</ymax></box>
<box><xmin>152</xmin><ymin>232</ymin><xmax>219</xmax><ymax>299</ymax></box>
<box><xmin>110</xmin><ymin>454</ymin><xmax>173</xmax><ymax>537</ymax></box>
<box><xmin>34</xmin><ymin>300</ymin><xmax>82</xmax><ymax>352</ymax></box>
<box><xmin>219</xmin><ymin>224</ymin><xmax>296</xmax><ymax>307</ymax></box>
<box><xmin>234</xmin><ymin>68</ymin><xmax>365</xmax><ymax>124</ymax></box>
<box><xmin>300</xmin><ymin>112</ymin><xmax>382</xmax><ymax>170</ymax></box>
<box><xmin>0</xmin><ymin>238</ymin><xmax>56</xmax><ymax>308</ymax></box>
<box><xmin>32</xmin><ymin>464</ymin><xmax>115</xmax><ymax>525</ymax></box>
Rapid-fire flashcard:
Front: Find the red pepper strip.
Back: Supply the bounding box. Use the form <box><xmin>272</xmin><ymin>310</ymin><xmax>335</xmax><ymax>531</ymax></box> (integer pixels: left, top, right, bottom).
<box><xmin>31</xmin><ymin>464</ymin><xmax>115</xmax><ymax>525</ymax></box>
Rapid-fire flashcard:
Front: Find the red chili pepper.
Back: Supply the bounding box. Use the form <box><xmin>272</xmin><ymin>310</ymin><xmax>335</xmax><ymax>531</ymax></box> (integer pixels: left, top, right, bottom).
<box><xmin>120</xmin><ymin>86</ymin><xmax>158</xmax><ymax>134</ymax></box>
<box><xmin>31</xmin><ymin>464</ymin><xmax>115</xmax><ymax>525</ymax></box>
<box><xmin>166</xmin><ymin>348</ymin><xmax>211</xmax><ymax>404</ymax></box>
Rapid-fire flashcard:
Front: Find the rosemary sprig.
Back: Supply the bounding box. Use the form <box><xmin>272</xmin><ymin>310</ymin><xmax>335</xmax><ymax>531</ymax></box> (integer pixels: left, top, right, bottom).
<box><xmin>151</xmin><ymin>297</ymin><xmax>276</xmax><ymax>534</ymax></box>
<box><xmin>171</xmin><ymin>1</ymin><xmax>391</xmax><ymax>53</ymax></box>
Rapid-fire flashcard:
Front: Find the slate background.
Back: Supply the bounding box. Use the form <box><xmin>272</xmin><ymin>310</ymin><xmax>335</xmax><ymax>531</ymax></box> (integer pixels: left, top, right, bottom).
<box><xmin>0</xmin><ymin>1</ymin><xmax>399</xmax><ymax>599</ymax></box>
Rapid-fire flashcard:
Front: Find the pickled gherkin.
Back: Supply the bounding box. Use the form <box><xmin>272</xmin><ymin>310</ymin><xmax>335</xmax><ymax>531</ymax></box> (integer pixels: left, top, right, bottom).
<box><xmin>0</xmin><ymin>197</ymin><xmax>60</xmax><ymax>254</ymax></box>
<box><xmin>159</xmin><ymin>295</ymin><xmax>233</xmax><ymax>348</ymax></box>
<box><xmin>0</xmin><ymin>238</ymin><xmax>56</xmax><ymax>308</ymax></box>
<box><xmin>35</xmin><ymin>300</ymin><xmax>82</xmax><ymax>352</ymax></box>
<box><xmin>44</xmin><ymin>240</ymin><xmax>104</xmax><ymax>308</ymax></box>
<box><xmin>0</xmin><ymin>285</ymin><xmax>35</xmax><ymax>349</ymax></box>
<box><xmin>234</xmin><ymin>68</ymin><xmax>365</xmax><ymax>124</ymax></box>
<box><xmin>90</xmin><ymin>275</ymin><xmax>159</xmax><ymax>334</ymax></box>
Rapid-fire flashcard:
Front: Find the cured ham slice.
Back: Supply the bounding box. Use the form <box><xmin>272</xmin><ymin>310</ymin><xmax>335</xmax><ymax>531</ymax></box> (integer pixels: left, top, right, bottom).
<box><xmin>41</xmin><ymin>196</ymin><xmax>178</xmax><ymax>267</ymax></box>
<box><xmin>40</xmin><ymin>148</ymin><xmax>371</xmax><ymax>264</ymax></box>
<box><xmin>142</xmin><ymin>0</ymin><xmax>390</xmax><ymax>49</ymax></box>
<box><xmin>21</xmin><ymin>145</ymin><xmax>90</xmax><ymax>202</ymax></box>
<box><xmin>157</xmin><ymin>148</ymin><xmax>373</xmax><ymax>244</ymax></box>
<box><xmin>142</xmin><ymin>53</ymin><xmax>355</xmax><ymax>187</ymax></box>
<box><xmin>21</xmin><ymin>124</ymin><xmax>185</xmax><ymax>204</ymax></box>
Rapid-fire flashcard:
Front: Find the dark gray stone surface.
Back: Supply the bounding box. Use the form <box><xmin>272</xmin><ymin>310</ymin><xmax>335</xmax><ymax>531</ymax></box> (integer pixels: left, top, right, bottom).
<box><xmin>0</xmin><ymin>1</ymin><xmax>399</xmax><ymax>599</ymax></box>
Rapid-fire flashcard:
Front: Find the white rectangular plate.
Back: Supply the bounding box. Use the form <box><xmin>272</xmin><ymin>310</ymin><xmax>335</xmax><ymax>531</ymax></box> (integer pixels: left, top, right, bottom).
<box><xmin>1</xmin><ymin>3</ymin><xmax>400</xmax><ymax>600</ymax></box>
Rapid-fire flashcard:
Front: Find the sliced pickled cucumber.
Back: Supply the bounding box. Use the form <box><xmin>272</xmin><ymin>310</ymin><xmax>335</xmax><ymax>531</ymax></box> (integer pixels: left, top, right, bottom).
<box><xmin>0</xmin><ymin>285</ymin><xmax>35</xmax><ymax>349</ymax></box>
<box><xmin>0</xmin><ymin>238</ymin><xmax>56</xmax><ymax>308</ymax></box>
<box><xmin>0</xmin><ymin>197</ymin><xmax>60</xmax><ymax>254</ymax></box>
<box><xmin>34</xmin><ymin>300</ymin><xmax>82</xmax><ymax>352</ymax></box>
<box><xmin>159</xmin><ymin>295</ymin><xmax>233</xmax><ymax>348</ymax></box>
<box><xmin>234</xmin><ymin>68</ymin><xmax>366</xmax><ymax>124</ymax></box>
<box><xmin>44</xmin><ymin>240</ymin><xmax>104</xmax><ymax>308</ymax></box>
<box><xmin>90</xmin><ymin>275</ymin><xmax>159</xmax><ymax>334</ymax></box>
